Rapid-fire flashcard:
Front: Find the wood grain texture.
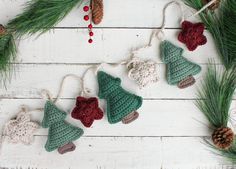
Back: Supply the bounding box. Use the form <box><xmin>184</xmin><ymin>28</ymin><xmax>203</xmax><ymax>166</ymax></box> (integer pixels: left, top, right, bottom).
<box><xmin>0</xmin><ymin>0</ymin><xmax>233</xmax><ymax>169</ymax></box>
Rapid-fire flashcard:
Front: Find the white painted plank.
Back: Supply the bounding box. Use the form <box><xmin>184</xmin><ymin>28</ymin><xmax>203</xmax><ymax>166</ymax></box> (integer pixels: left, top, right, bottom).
<box><xmin>15</xmin><ymin>29</ymin><xmax>219</xmax><ymax>64</ymax></box>
<box><xmin>0</xmin><ymin>137</ymin><xmax>233</xmax><ymax>169</ymax></box>
<box><xmin>0</xmin><ymin>64</ymin><xmax>223</xmax><ymax>99</ymax></box>
<box><xmin>162</xmin><ymin>137</ymin><xmax>232</xmax><ymax>169</ymax></box>
<box><xmin>0</xmin><ymin>137</ymin><xmax>162</xmax><ymax>169</ymax></box>
<box><xmin>0</xmin><ymin>0</ymin><xmax>199</xmax><ymax>28</ymax></box>
<box><xmin>0</xmin><ymin>99</ymin><xmax>226</xmax><ymax>136</ymax></box>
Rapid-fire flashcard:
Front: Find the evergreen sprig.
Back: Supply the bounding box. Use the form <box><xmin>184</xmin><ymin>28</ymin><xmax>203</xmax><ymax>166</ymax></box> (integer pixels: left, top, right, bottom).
<box><xmin>196</xmin><ymin>63</ymin><xmax>236</xmax><ymax>163</ymax></box>
<box><xmin>7</xmin><ymin>0</ymin><xmax>82</xmax><ymax>36</ymax></box>
<box><xmin>183</xmin><ymin>0</ymin><xmax>236</xmax><ymax>69</ymax></box>
<box><xmin>196</xmin><ymin>64</ymin><xmax>236</xmax><ymax>128</ymax></box>
<box><xmin>0</xmin><ymin>33</ymin><xmax>17</xmax><ymax>86</ymax></box>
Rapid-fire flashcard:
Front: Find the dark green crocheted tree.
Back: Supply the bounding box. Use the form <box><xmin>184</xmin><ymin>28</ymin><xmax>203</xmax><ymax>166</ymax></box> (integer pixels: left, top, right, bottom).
<box><xmin>97</xmin><ymin>71</ymin><xmax>142</xmax><ymax>124</ymax></box>
<box><xmin>42</xmin><ymin>101</ymin><xmax>84</xmax><ymax>153</ymax></box>
<box><xmin>161</xmin><ymin>40</ymin><xmax>201</xmax><ymax>88</ymax></box>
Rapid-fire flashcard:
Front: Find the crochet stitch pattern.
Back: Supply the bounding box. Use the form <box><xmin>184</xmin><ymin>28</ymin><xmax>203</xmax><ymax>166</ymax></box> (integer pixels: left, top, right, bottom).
<box><xmin>127</xmin><ymin>57</ymin><xmax>159</xmax><ymax>88</ymax></box>
<box><xmin>161</xmin><ymin>40</ymin><xmax>201</xmax><ymax>88</ymax></box>
<box><xmin>42</xmin><ymin>101</ymin><xmax>84</xmax><ymax>153</ymax></box>
<box><xmin>71</xmin><ymin>96</ymin><xmax>104</xmax><ymax>127</ymax></box>
<box><xmin>4</xmin><ymin>110</ymin><xmax>39</xmax><ymax>145</ymax></box>
<box><xmin>97</xmin><ymin>71</ymin><xmax>143</xmax><ymax>124</ymax></box>
<box><xmin>178</xmin><ymin>21</ymin><xmax>207</xmax><ymax>51</ymax></box>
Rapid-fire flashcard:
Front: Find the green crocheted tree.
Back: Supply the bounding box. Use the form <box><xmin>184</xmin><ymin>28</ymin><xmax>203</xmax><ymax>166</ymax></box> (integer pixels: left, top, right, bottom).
<box><xmin>42</xmin><ymin>101</ymin><xmax>84</xmax><ymax>154</ymax></box>
<box><xmin>97</xmin><ymin>71</ymin><xmax>142</xmax><ymax>124</ymax></box>
<box><xmin>161</xmin><ymin>40</ymin><xmax>201</xmax><ymax>89</ymax></box>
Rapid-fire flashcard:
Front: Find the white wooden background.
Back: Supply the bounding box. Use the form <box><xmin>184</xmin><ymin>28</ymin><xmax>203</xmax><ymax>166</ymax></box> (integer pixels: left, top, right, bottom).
<box><xmin>0</xmin><ymin>0</ymin><xmax>234</xmax><ymax>169</ymax></box>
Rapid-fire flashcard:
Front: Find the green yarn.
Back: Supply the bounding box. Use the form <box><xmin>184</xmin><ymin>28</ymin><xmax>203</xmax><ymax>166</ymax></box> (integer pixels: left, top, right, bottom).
<box><xmin>97</xmin><ymin>71</ymin><xmax>143</xmax><ymax>124</ymax></box>
<box><xmin>42</xmin><ymin>101</ymin><xmax>84</xmax><ymax>152</ymax></box>
<box><xmin>161</xmin><ymin>40</ymin><xmax>201</xmax><ymax>85</ymax></box>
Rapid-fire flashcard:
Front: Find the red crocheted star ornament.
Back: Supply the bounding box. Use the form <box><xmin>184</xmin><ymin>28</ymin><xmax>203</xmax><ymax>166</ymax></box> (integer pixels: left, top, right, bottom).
<box><xmin>178</xmin><ymin>21</ymin><xmax>207</xmax><ymax>51</ymax></box>
<box><xmin>71</xmin><ymin>96</ymin><xmax>103</xmax><ymax>127</ymax></box>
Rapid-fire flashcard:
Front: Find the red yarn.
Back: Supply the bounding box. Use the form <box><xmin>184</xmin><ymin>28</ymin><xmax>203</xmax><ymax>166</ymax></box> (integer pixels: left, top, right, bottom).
<box><xmin>71</xmin><ymin>97</ymin><xmax>103</xmax><ymax>127</ymax></box>
<box><xmin>178</xmin><ymin>21</ymin><xmax>207</xmax><ymax>51</ymax></box>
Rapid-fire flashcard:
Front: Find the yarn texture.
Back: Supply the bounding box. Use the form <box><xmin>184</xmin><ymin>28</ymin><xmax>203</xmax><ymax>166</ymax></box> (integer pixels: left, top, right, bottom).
<box><xmin>178</xmin><ymin>21</ymin><xmax>207</xmax><ymax>51</ymax></box>
<box><xmin>71</xmin><ymin>96</ymin><xmax>103</xmax><ymax>127</ymax></box>
<box><xmin>4</xmin><ymin>110</ymin><xmax>39</xmax><ymax>145</ymax></box>
<box><xmin>97</xmin><ymin>71</ymin><xmax>143</xmax><ymax>124</ymax></box>
<box><xmin>42</xmin><ymin>101</ymin><xmax>84</xmax><ymax>152</ymax></box>
<box><xmin>161</xmin><ymin>40</ymin><xmax>201</xmax><ymax>86</ymax></box>
<box><xmin>127</xmin><ymin>57</ymin><xmax>159</xmax><ymax>88</ymax></box>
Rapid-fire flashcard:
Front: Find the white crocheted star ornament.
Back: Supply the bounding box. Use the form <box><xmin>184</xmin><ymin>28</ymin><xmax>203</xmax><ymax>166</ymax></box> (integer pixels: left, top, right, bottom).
<box><xmin>127</xmin><ymin>57</ymin><xmax>158</xmax><ymax>88</ymax></box>
<box><xmin>4</xmin><ymin>110</ymin><xmax>39</xmax><ymax>145</ymax></box>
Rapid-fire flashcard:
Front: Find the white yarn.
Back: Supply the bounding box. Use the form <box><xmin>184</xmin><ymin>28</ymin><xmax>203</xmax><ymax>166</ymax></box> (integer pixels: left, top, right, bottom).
<box><xmin>127</xmin><ymin>57</ymin><xmax>159</xmax><ymax>89</ymax></box>
<box><xmin>3</xmin><ymin>107</ymin><xmax>39</xmax><ymax>145</ymax></box>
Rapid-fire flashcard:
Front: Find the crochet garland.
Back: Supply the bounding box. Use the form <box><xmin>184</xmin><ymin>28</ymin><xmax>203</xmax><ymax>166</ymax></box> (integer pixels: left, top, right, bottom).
<box><xmin>1</xmin><ymin>0</ymin><xmax>233</xmax><ymax>164</ymax></box>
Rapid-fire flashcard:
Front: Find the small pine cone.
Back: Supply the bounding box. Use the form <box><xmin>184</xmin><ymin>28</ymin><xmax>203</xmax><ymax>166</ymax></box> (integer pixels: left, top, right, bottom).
<box><xmin>212</xmin><ymin>127</ymin><xmax>234</xmax><ymax>149</ymax></box>
<box><xmin>202</xmin><ymin>0</ymin><xmax>221</xmax><ymax>10</ymax></box>
<box><xmin>0</xmin><ymin>24</ymin><xmax>6</xmax><ymax>36</ymax></box>
<box><xmin>91</xmin><ymin>0</ymin><xmax>103</xmax><ymax>25</ymax></box>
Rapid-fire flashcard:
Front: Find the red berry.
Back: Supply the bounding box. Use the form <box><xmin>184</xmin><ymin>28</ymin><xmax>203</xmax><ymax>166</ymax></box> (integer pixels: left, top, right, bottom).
<box><xmin>83</xmin><ymin>6</ymin><xmax>89</xmax><ymax>12</ymax></box>
<box><xmin>84</xmin><ymin>15</ymin><xmax>89</xmax><ymax>21</ymax></box>
<box><xmin>89</xmin><ymin>32</ymin><xmax>94</xmax><ymax>36</ymax></box>
<box><xmin>88</xmin><ymin>39</ymin><xmax>93</xmax><ymax>43</ymax></box>
<box><xmin>88</xmin><ymin>24</ymin><xmax>93</xmax><ymax>29</ymax></box>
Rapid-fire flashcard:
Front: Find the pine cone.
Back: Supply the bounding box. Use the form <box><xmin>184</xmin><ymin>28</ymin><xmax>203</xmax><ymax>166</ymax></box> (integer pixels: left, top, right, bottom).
<box><xmin>212</xmin><ymin>127</ymin><xmax>234</xmax><ymax>149</ymax></box>
<box><xmin>0</xmin><ymin>24</ymin><xmax>6</xmax><ymax>36</ymax></box>
<box><xmin>202</xmin><ymin>0</ymin><xmax>221</xmax><ymax>10</ymax></box>
<box><xmin>91</xmin><ymin>0</ymin><xmax>103</xmax><ymax>25</ymax></box>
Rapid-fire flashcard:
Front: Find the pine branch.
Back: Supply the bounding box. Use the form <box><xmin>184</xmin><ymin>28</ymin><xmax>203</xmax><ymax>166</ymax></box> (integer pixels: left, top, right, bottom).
<box><xmin>197</xmin><ymin>63</ymin><xmax>236</xmax><ymax>163</ymax></box>
<box><xmin>0</xmin><ymin>33</ymin><xmax>17</xmax><ymax>86</ymax></box>
<box><xmin>182</xmin><ymin>0</ymin><xmax>236</xmax><ymax>69</ymax></box>
<box><xmin>196</xmin><ymin>63</ymin><xmax>236</xmax><ymax>128</ymax></box>
<box><xmin>7</xmin><ymin>0</ymin><xmax>82</xmax><ymax>36</ymax></box>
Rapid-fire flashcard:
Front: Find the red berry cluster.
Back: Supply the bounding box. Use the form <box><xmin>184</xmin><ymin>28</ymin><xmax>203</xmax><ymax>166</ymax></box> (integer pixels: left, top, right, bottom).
<box><xmin>83</xmin><ymin>5</ymin><xmax>94</xmax><ymax>43</ymax></box>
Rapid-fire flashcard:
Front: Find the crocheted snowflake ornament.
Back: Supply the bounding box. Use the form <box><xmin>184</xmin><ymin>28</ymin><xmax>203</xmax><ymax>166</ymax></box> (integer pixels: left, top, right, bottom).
<box><xmin>71</xmin><ymin>96</ymin><xmax>103</xmax><ymax>127</ymax></box>
<box><xmin>178</xmin><ymin>21</ymin><xmax>207</xmax><ymax>51</ymax></box>
<box><xmin>4</xmin><ymin>110</ymin><xmax>39</xmax><ymax>145</ymax></box>
<box><xmin>127</xmin><ymin>57</ymin><xmax>158</xmax><ymax>88</ymax></box>
<box><xmin>161</xmin><ymin>40</ymin><xmax>201</xmax><ymax>88</ymax></box>
<box><xmin>42</xmin><ymin>101</ymin><xmax>84</xmax><ymax>154</ymax></box>
<box><xmin>97</xmin><ymin>71</ymin><xmax>142</xmax><ymax>124</ymax></box>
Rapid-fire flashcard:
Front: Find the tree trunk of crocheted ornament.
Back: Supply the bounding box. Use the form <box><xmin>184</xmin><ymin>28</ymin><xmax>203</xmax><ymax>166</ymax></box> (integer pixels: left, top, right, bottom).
<box><xmin>212</xmin><ymin>127</ymin><xmax>234</xmax><ymax>150</ymax></box>
<box><xmin>42</xmin><ymin>101</ymin><xmax>84</xmax><ymax>154</ymax></box>
<box><xmin>161</xmin><ymin>40</ymin><xmax>201</xmax><ymax>89</ymax></box>
<box><xmin>202</xmin><ymin>0</ymin><xmax>221</xmax><ymax>10</ymax></box>
<box><xmin>97</xmin><ymin>71</ymin><xmax>143</xmax><ymax>124</ymax></box>
<box><xmin>90</xmin><ymin>0</ymin><xmax>103</xmax><ymax>24</ymax></box>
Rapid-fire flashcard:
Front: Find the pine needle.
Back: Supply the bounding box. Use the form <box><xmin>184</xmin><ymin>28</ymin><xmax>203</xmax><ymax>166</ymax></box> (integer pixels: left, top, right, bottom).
<box><xmin>7</xmin><ymin>0</ymin><xmax>82</xmax><ymax>36</ymax></box>
<box><xmin>0</xmin><ymin>33</ymin><xmax>17</xmax><ymax>86</ymax></box>
<box><xmin>196</xmin><ymin>63</ymin><xmax>236</xmax><ymax>128</ymax></box>
<box><xmin>183</xmin><ymin>0</ymin><xmax>236</xmax><ymax>69</ymax></box>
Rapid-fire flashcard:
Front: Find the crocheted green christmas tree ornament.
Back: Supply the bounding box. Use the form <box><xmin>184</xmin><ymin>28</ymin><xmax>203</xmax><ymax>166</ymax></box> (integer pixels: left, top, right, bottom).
<box><xmin>161</xmin><ymin>40</ymin><xmax>201</xmax><ymax>89</ymax></box>
<box><xmin>97</xmin><ymin>71</ymin><xmax>142</xmax><ymax>124</ymax></box>
<box><xmin>42</xmin><ymin>101</ymin><xmax>84</xmax><ymax>154</ymax></box>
